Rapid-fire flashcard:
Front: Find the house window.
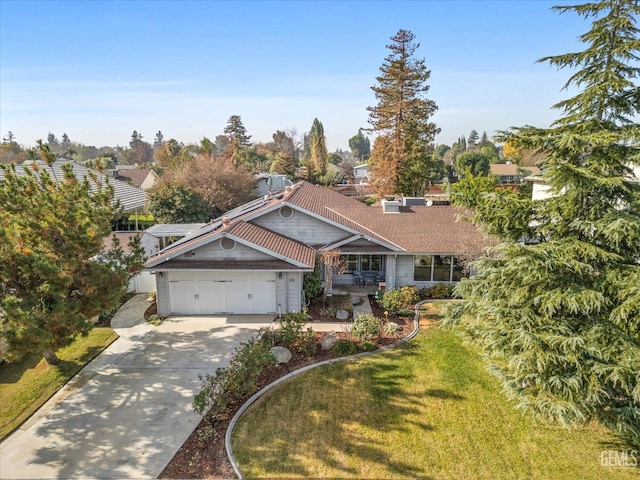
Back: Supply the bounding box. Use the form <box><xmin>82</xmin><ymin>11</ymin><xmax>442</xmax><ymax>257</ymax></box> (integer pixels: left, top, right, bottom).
<box><xmin>341</xmin><ymin>254</ymin><xmax>384</xmax><ymax>273</ymax></box>
<box><xmin>433</xmin><ymin>255</ymin><xmax>452</xmax><ymax>281</ymax></box>
<box><xmin>452</xmin><ymin>257</ymin><xmax>465</xmax><ymax>281</ymax></box>
<box><xmin>414</xmin><ymin>255</ymin><xmax>466</xmax><ymax>282</ymax></box>
<box><xmin>279</xmin><ymin>206</ymin><xmax>294</xmax><ymax>219</ymax></box>
<box><xmin>414</xmin><ymin>255</ymin><xmax>432</xmax><ymax>281</ymax></box>
<box><xmin>220</xmin><ymin>237</ymin><xmax>236</xmax><ymax>251</ymax></box>
<box><xmin>360</xmin><ymin>254</ymin><xmax>383</xmax><ymax>272</ymax></box>
<box><xmin>343</xmin><ymin>254</ymin><xmax>358</xmax><ymax>272</ymax></box>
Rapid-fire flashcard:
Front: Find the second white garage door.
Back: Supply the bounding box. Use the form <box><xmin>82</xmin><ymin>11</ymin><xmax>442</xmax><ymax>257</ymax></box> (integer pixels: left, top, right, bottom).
<box><xmin>169</xmin><ymin>271</ymin><xmax>276</xmax><ymax>315</ymax></box>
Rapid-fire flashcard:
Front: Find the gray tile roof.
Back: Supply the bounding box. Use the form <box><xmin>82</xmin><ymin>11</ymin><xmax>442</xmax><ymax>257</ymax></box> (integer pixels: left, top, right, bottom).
<box><xmin>0</xmin><ymin>159</ymin><xmax>147</xmax><ymax>212</ymax></box>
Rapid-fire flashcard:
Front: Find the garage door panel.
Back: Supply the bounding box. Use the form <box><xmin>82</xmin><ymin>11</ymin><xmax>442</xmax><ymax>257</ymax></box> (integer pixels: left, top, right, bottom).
<box><xmin>227</xmin><ymin>281</ymin><xmax>251</xmax><ymax>314</ymax></box>
<box><xmin>251</xmin><ymin>279</ymin><xmax>276</xmax><ymax>313</ymax></box>
<box><xmin>168</xmin><ymin>271</ymin><xmax>277</xmax><ymax>315</ymax></box>
<box><xmin>169</xmin><ymin>280</ymin><xmax>197</xmax><ymax>314</ymax></box>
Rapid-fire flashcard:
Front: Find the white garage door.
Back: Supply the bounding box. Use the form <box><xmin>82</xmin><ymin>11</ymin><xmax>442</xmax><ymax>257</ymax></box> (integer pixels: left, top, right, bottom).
<box><xmin>169</xmin><ymin>271</ymin><xmax>276</xmax><ymax>315</ymax></box>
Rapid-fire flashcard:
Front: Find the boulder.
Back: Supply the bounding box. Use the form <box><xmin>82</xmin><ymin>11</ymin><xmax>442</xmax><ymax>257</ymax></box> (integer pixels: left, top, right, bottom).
<box><xmin>336</xmin><ymin>309</ymin><xmax>349</xmax><ymax>320</ymax></box>
<box><xmin>270</xmin><ymin>346</ymin><xmax>292</xmax><ymax>364</ymax></box>
<box><xmin>321</xmin><ymin>332</ymin><xmax>340</xmax><ymax>350</ymax></box>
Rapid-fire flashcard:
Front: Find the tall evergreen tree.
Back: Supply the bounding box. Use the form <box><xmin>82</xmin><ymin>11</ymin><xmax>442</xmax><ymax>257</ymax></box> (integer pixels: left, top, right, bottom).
<box><xmin>271</xmin><ymin>130</ymin><xmax>298</xmax><ymax>177</ymax></box>
<box><xmin>224</xmin><ymin>115</ymin><xmax>252</xmax><ymax>166</ymax></box>
<box><xmin>348</xmin><ymin>129</ymin><xmax>371</xmax><ymax>161</ymax></box>
<box><xmin>153</xmin><ymin>130</ymin><xmax>165</xmax><ymax>150</ymax></box>
<box><xmin>367</xmin><ymin>29</ymin><xmax>440</xmax><ymax>195</ymax></box>
<box><xmin>306</xmin><ymin>118</ymin><xmax>328</xmax><ymax>180</ymax></box>
<box><xmin>445</xmin><ymin>0</ymin><xmax>640</xmax><ymax>444</ymax></box>
<box><xmin>467</xmin><ymin>129</ymin><xmax>479</xmax><ymax>149</ymax></box>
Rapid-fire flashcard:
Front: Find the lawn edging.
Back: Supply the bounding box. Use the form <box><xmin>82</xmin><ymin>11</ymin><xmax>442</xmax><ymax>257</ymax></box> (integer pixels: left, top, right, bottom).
<box><xmin>225</xmin><ymin>301</ymin><xmax>424</xmax><ymax>479</ymax></box>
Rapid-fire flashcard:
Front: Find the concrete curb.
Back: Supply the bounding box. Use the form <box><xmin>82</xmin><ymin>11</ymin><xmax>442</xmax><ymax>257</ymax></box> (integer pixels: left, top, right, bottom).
<box><xmin>224</xmin><ymin>302</ymin><xmax>424</xmax><ymax>479</ymax></box>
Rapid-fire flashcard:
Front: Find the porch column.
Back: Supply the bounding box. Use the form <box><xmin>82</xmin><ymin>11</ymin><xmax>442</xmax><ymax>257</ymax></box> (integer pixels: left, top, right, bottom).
<box><xmin>385</xmin><ymin>255</ymin><xmax>396</xmax><ymax>290</ymax></box>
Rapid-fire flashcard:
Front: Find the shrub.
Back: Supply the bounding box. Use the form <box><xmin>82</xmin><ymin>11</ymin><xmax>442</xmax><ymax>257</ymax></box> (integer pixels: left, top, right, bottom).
<box><xmin>417</xmin><ymin>287</ymin><xmax>432</xmax><ymax>299</ymax></box>
<box><xmin>383</xmin><ymin>321</ymin><xmax>399</xmax><ymax>337</ymax></box>
<box><xmin>351</xmin><ymin>313</ymin><xmax>380</xmax><ymax>340</ymax></box>
<box><xmin>303</xmin><ymin>270</ymin><xmax>323</xmax><ymax>300</ymax></box>
<box><xmin>262</xmin><ymin>313</ymin><xmax>317</xmax><ymax>357</ymax></box>
<box><xmin>381</xmin><ymin>286</ymin><xmax>419</xmax><ymax>313</ymax></box>
<box><xmin>359</xmin><ymin>340</ymin><xmax>377</xmax><ymax>352</ymax></box>
<box><xmin>331</xmin><ymin>339</ymin><xmax>358</xmax><ymax>356</ymax></box>
<box><xmin>295</xmin><ymin>329</ymin><xmax>318</xmax><ymax>357</ymax></box>
<box><xmin>275</xmin><ymin>312</ymin><xmax>307</xmax><ymax>347</ymax></box>
<box><xmin>430</xmin><ymin>282</ymin><xmax>454</xmax><ymax>299</ymax></box>
<box><xmin>193</xmin><ymin>336</ymin><xmax>275</xmax><ymax>414</ymax></box>
<box><xmin>418</xmin><ymin>283</ymin><xmax>455</xmax><ymax>300</ymax></box>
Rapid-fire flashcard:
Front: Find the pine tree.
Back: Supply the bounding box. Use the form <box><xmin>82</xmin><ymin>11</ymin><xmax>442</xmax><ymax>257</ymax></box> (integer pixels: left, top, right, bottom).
<box><xmin>224</xmin><ymin>115</ymin><xmax>252</xmax><ymax>166</ymax></box>
<box><xmin>367</xmin><ymin>29</ymin><xmax>439</xmax><ymax>195</ymax></box>
<box><xmin>445</xmin><ymin>0</ymin><xmax>640</xmax><ymax>445</ymax></box>
<box><xmin>467</xmin><ymin>129</ymin><xmax>479</xmax><ymax>149</ymax></box>
<box><xmin>0</xmin><ymin>141</ymin><xmax>144</xmax><ymax>364</ymax></box>
<box><xmin>271</xmin><ymin>130</ymin><xmax>298</xmax><ymax>177</ymax></box>
<box><xmin>348</xmin><ymin>129</ymin><xmax>371</xmax><ymax>161</ymax></box>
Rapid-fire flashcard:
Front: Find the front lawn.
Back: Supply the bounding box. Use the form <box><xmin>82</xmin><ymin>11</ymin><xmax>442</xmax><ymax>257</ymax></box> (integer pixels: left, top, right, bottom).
<box><xmin>232</xmin><ymin>314</ymin><xmax>636</xmax><ymax>479</ymax></box>
<box><xmin>0</xmin><ymin>327</ymin><xmax>118</xmax><ymax>440</ymax></box>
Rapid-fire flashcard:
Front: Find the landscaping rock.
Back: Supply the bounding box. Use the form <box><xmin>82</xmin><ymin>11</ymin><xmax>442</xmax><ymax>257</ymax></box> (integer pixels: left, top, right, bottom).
<box><xmin>321</xmin><ymin>332</ymin><xmax>340</xmax><ymax>350</ymax></box>
<box><xmin>270</xmin><ymin>346</ymin><xmax>292</xmax><ymax>364</ymax></box>
<box><xmin>336</xmin><ymin>309</ymin><xmax>349</xmax><ymax>320</ymax></box>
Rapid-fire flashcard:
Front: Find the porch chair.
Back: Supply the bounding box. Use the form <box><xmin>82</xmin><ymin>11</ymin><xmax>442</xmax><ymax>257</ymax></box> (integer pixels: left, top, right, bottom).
<box><xmin>352</xmin><ymin>270</ymin><xmax>365</xmax><ymax>286</ymax></box>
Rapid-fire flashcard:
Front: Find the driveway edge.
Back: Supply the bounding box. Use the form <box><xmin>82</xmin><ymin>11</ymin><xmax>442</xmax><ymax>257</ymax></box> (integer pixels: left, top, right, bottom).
<box><xmin>225</xmin><ymin>302</ymin><xmax>424</xmax><ymax>479</ymax></box>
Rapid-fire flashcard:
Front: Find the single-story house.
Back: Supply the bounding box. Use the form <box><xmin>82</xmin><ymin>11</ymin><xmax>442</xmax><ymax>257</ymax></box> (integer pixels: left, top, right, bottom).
<box><xmin>113</xmin><ymin>168</ymin><xmax>161</xmax><ymax>191</ymax></box>
<box><xmin>145</xmin><ymin>181</ymin><xmax>494</xmax><ymax>316</ymax></box>
<box><xmin>354</xmin><ymin>163</ymin><xmax>369</xmax><ymax>184</ymax></box>
<box><xmin>1</xmin><ymin>159</ymin><xmax>148</xmax><ymax>213</ymax></box>
<box><xmin>490</xmin><ymin>163</ymin><xmax>540</xmax><ymax>184</ymax></box>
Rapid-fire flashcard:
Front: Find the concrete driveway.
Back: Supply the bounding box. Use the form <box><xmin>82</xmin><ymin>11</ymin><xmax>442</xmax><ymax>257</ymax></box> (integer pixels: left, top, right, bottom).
<box><xmin>0</xmin><ymin>295</ymin><xmax>272</xmax><ymax>479</ymax></box>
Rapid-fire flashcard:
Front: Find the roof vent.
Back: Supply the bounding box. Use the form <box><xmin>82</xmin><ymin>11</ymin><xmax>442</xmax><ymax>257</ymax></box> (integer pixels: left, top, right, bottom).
<box><xmin>401</xmin><ymin>197</ymin><xmax>426</xmax><ymax>206</ymax></box>
<box><xmin>222</xmin><ymin>216</ymin><xmax>230</xmax><ymax>226</ymax></box>
<box><xmin>381</xmin><ymin>199</ymin><xmax>400</xmax><ymax>214</ymax></box>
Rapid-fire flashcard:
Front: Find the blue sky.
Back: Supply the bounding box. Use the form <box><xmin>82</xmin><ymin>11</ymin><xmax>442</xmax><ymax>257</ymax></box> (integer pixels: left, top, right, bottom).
<box><xmin>0</xmin><ymin>0</ymin><xmax>587</xmax><ymax>151</ymax></box>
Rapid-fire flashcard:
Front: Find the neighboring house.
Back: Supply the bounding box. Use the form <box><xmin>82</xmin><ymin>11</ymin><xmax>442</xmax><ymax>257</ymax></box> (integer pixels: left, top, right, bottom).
<box><xmin>354</xmin><ymin>163</ymin><xmax>369</xmax><ymax>184</ymax></box>
<box><xmin>102</xmin><ymin>231</ymin><xmax>155</xmax><ymax>293</ymax></box>
<box><xmin>114</xmin><ymin>168</ymin><xmax>161</xmax><ymax>191</ymax></box>
<box><xmin>1</xmin><ymin>159</ymin><xmax>148</xmax><ymax>213</ymax></box>
<box><xmin>146</xmin><ymin>181</ymin><xmax>493</xmax><ymax>316</ymax></box>
<box><xmin>490</xmin><ymin>163</ymin><xmax>540</xmax><ymax>184</ymax></box>
<box><xmin>529</xmin><ymin>164</ymin><xmax>639</xmax><ymax>201</ymax></box>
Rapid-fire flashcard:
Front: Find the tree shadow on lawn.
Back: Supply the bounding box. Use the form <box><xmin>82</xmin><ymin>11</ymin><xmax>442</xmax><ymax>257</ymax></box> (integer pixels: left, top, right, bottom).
<box><xmin>234</xmin><ymin>339</ymin><xmax>467</xmax><ymax>479</ymax></box>
<box><xmin>0</xmin><ymin>354</ymin><xmax>43</xmax><ymax>384</ymax></box>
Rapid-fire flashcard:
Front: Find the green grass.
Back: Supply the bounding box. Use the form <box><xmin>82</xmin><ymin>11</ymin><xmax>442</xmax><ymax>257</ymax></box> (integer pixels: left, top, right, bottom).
<box><xmin>232</xmin><ymin>324</ymin><xmax>638</xmax><ymax>479</ymax></box>
<box><xmin>0</xmin><ymin>327</ymin><xmax>118</xmax><ymax>440</ymax></box>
